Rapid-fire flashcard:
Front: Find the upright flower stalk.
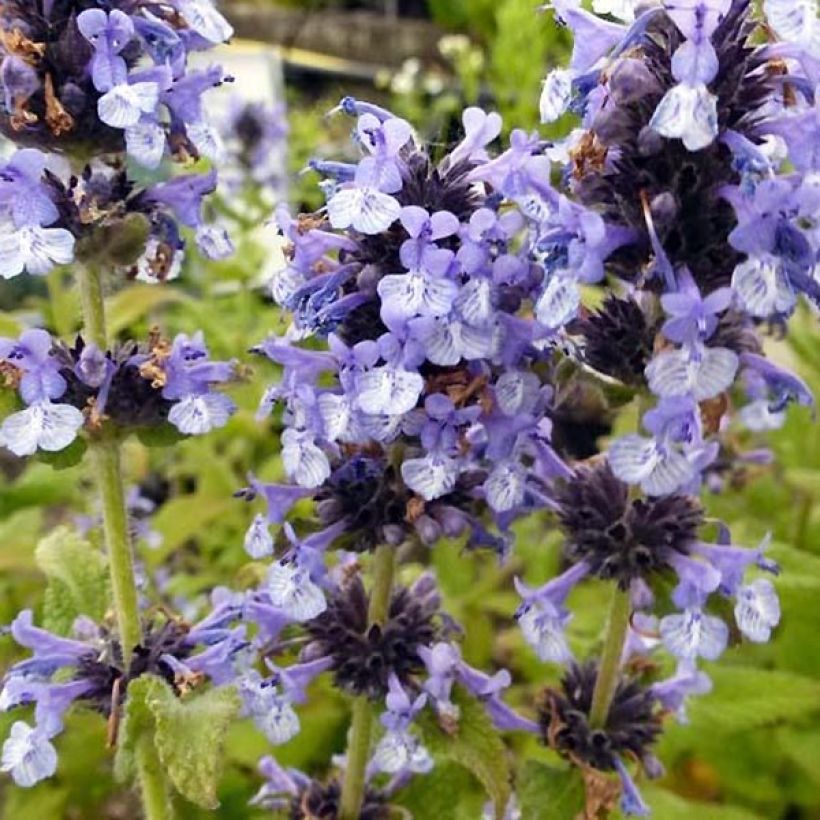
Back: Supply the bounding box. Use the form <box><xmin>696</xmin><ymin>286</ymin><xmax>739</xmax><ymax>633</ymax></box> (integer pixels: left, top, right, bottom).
<box><xmin>339</xmin><ymin>545</ymin><xmax>396</xmax><ymax>820</ymax></box>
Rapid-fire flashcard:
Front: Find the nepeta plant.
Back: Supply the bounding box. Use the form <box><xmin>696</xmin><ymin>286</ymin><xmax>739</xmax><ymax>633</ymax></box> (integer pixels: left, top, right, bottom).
<box><xmin>0</xmin><ymin>1</ymin><xmax>237</xmax><ymax>815</ymax></box>
<box><xmin>0</xmin><ymin>0</ymin><xmax>815</xmax><ymax>816</ymax></box>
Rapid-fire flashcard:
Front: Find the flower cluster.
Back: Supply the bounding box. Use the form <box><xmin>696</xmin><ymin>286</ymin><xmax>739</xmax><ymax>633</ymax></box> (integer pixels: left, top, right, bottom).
<box><xmin>0</xmin><ymin>0</ymin><xmax>232</xmax><ymax>164</ymax></box>
<box><xmin>248</xmin><ymin>99</ymin><xmax>585</xmax><ymax>564</ymax></box>
<box><xmin>0</xmin><ymin>592</ymin><xmax>246</xmax><ymax>787</ymax></box>
<box><xmin>0</xmin><ymin>327</ymin><xmax>236</xmax><ymax>456</ymax></box>
<box><xmin>0</xmin><ymin>147</ymin><xmax>231</xmax><ymax>283</ymax></box>
<box><xmin>535</xmin><ymin>0</ymin><xmax>816</xmax><ymax>493</ymax></box>
<box><xmin>499</xmin><ymin>0</ymin><xmax>814</xmax><ymax>811</ymax></box>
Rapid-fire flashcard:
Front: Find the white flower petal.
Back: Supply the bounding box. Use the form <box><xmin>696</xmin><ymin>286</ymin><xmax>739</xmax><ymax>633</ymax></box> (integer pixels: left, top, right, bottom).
<box><xmin>540</xmin><ymin>69</ymin><xmax>573</xmax><ymax>123</ymax></box>
<box><xmin>731</xmin><ymin>256</ymin><xmax>795</xmax><ymax>318</ymax></box>
<box><xmin>1</xmin><ymin>402</ymin><xmax>84</xmax><ymax>456</ymax></box>
<box><xmin>125</xmin><ymin>121</ymin><xmax>166</xmax><ymax>168</ymax></box>
<box><xmin>168</xmin><ymin>393</ymin><xmax>234</xmax><ymax>435</ymax></box>
<box><xmin>734</xmin><ymin>578</ymin><xmax>780</xmax><ymax>643</ymax></box>
<box><xmin>650</xmin><ymin>83</ymin><xmax>718</xmax><ymax>152</ymax></box>
<box><xmin>1</xmin><ymin>722</ymin><xmax>57</xmax><ymax>787</ymax></box>
<box><xmin>495</xmin><ymin>371</ymin><xmax>540</xmax><ymax>416</ymax></box>
<box><xmin>244</xmin><ymin>514</ymin><xmax>274</xmax><ymax>559</ymax></box>
<box><xmin>281</xmin><ymin>430</ymin><xmax>331</xmax><ymax>488</ymax></box>
<box><xmin>535</xmin><ymin>274</ymin><xmax>580</xmax><ymax>329</ymax></box>
<box><xmin>98</xmin><ymin>82</ymin><xmax>159</xmax><ymax>129</ymax></box>
<box><xmin>485</xmin><ymin>461</ymin><xmax>526</xmax><ymax>512</ymax></box>
<box><xmin>660</xmin><ymin>608</ymin><xmax>728</xmax><ymax>661</ymax></box>
<box><xmin>177</xmin><ymin>0</ymin><xmax>234</xmax><ymax>43</ymax></box>
<box><xmin>327</xmin><ymin>187</ymin><xmax>401</xmax><ymax>234</ymax></box>
<box><xmin>402</xmin><ymin>454</ymin><xmax>459</xmax><ymax>501</ymax></box>
<box><xmin>357</xmin><ymin>366</ymin><xmax>423</xmax><ymax>415</ymax></box>
<box><xmin>266</xmin><ymin>561</ymin><xmax>326</xmax><ymax>621</ymax></box>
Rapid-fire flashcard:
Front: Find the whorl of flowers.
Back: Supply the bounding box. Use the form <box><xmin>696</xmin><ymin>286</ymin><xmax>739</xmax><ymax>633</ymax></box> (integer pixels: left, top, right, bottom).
<box><xmin>503</xmin><ymin>0</ymin><xmax>815</xmax><ymax>812</ymax></box>
<box><xmin>246</xmin><ymin>98</ymin><xmax>579</xmax><ymax>562</ymax></box>
<box><xmin>0</xmin><ymin>0</ymin><xmax>232</xmax><ymax>163</ymax></box>
<box><xmin>0</xmin><ymin>327</ymin><xmax>236</xmax><ymax>456</ymax></box>
<box><xmin>0</xmin><ymin>592</ymin><xmax>246</xmax><ymax>787</ymax></box>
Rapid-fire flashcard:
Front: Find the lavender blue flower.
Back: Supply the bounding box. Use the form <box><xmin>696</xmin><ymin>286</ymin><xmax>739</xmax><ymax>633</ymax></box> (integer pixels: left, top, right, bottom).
<box><xmin>0</xmin><ymin>328</ymin><xmax>235</xmax><ymax>456</ymax></box>
<box><xmin>0</xmin><ymin>0</ymin><xmax>232</xmax><ymax>163</ymax></box>
<box><xmin>0</xmin><ymin>592</ymin><xmax>246</xmax><ymax>786</ymax></box>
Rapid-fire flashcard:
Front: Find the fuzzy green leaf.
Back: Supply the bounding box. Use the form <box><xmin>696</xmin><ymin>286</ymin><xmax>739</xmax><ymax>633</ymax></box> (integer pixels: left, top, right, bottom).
<box><xmin>35</xmin><ymin>526</ymin><xmax>109</xmax><ymax>635</ymax></box>
<box><xmin>150</xmin><ymin>679</ymin><xmax>241</xmax><ymax>809</ymax></box>
<box><xmin>517</xmin><ymin>760</ymin><xmax>585</xmax><ymax>820</ymax></box>
<box><xmin>115</xmin><ymin>675</ymin><xmax>240</xmax><ymax>809</ymax></box>
<box><xmin>418</xmin><ymin>686</ymin><xmax>511</xmax><ymax>817</ymax></box>
<box><xmin>685</xmin><ymin>666</ymin><xmax>820</xmax><ymax>733</ymax></box>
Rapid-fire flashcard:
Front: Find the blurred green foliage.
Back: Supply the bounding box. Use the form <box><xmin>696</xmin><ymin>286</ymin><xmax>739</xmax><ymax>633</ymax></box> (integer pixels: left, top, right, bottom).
<box><xmin>1</xmin><ymin>3</ymin><xmax>820</xmax><ymax>818</ymax></box>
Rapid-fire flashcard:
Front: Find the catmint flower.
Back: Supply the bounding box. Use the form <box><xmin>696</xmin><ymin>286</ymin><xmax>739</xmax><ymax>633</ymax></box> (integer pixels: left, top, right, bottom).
<box><xmin>0</xmin><ymin>594</ymin><xmax>246</xmax><ymax>786</ymax></box>
<box><xmin>250</xmin><ymin>756</ymin><xmax>390</xmax><ymax>818</ymax></box>
<box><xmin>537</xmin><ymin>662</ymin><xmax>662</xmax><ymax>816</ymax></box>
<box><xmin>370</xmin><ymin>674</ymin><xmax>432</xmax><ymax>775</ymax></box>
<box><xmin>0</xmin><ymin>329</ymin><xmax>236</xmax><ymax>456</ymax></box>
<box><xmin>0</xmin><ymin>0</ymin><xmax>232</xmax><ymax>162</ymax></box>
<box><xmin>302</xmin><ymin>574</ymin><xmax>440</xmax><ymax>699</ymax></box>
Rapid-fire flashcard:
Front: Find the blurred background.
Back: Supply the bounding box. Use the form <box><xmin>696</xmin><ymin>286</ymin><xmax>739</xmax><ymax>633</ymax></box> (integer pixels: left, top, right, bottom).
<box><xmin>1</xmin><ymin>2</ymin><xmax>819</xmax><ymax>818</ymax></box>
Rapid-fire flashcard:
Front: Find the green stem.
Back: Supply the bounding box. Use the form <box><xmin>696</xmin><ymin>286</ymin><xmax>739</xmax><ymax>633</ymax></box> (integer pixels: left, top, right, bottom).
<box><xmin>136</xmin><ymin>735</ymin><xmax>173</xmax><ymax>820</ymax></box>
<box><xmin>339</xmin><ymin>545</ymin><xmax>396</xmax><ymax>820</ymax></box>
<box><xmin>77</xmin><ymin>261</ymin><xmax>142</xmax><ymax>663</ymax></box>
<box><xmin>77</xmin><ymin>261</ymin><xmax>107</xmax><ymax>349</ymax></box>
<box><xmin>588</xmin><ymin>586</ymin><xmax>632</xmax><ymax>729</ymax></box>
<box><xmin>91</xmin><ymin>438</ymin><xmax>142</xmax><ymax>664</ymax></box>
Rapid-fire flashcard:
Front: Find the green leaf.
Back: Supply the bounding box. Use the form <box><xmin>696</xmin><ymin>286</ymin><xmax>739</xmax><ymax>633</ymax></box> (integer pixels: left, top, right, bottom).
<box><xmin>418</xmin><ymin>686</ymin><xmax>511</xmax><ymax>817</ymax></box>
<box><xmin>517</xmin><ymin>760</ymin><xmax>585</xmax><ymax>820</ymax></box>
<box><xmin>397</xmin><ymin>760</ymin><xmax>487</xmax><ymax>819</ymax></box>
<box><xmin>685</xmin><ymin>665</ymin><xmax>820</xmax><ymax>733</ymax></box>
<box><xmin>118</xmin><ymin>675</ymin><xmax>240</xmax><ymax>809</ymax></box>
<box><xmin>34</xmin><ymin>436</ymin><xmax>87</xmax><ymax>470</ymax></box>
<box><xmin>641</xmin><ymin>786</ymin><xmax>765</xmax><ymax>819</ymax></box>
<box><xmin>35</xmin><ymin>526</ymin><xmax>109</xmax><ymax>634</ymax></box>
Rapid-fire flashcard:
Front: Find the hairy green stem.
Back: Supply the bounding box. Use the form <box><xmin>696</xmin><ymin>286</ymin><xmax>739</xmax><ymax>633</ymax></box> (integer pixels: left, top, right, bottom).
<box><xmin>77</xmin><ymin>261</ymin><xmax>107</xmax><ymax>349</ymax></box>
<box><xmin>77</xmin><ymin>262</ymin><xmax>142</xmax><ymax>663</ymax></box>
<box><xmin>136</xmin><ymin>735</ymin><xmax>173</xmax><ymax>820</ymax></box>
<box><xmin>588</xmin><ymin>585</ymin><xmax>632</xmax><ymax>729</ymax></box>
<box><xmin>339</xmin><ymin>545</ymin><xmax>396</xmax><ymax>820</ymax></box>
<box><xmin>90</xmin><ymin>438</ymin><xmax>142</xmax><ymax>663</ymax></box>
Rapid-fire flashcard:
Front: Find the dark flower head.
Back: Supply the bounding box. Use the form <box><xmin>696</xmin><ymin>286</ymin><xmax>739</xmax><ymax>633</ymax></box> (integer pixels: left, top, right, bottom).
<box><xmin>0</xmin><ymin>0</ymin><xmax>232</xmax><ymax>162</ymax></box>
<box><xmin>75</xmin><ymin>619</ymin><xmax>193</xmax><ymax>716</ymax></box>
<box><xmin>573</xmin><ymin>296</ymin><xmax>658</xmax><ymax>386</ymax></box>
<box><xmin>537</xmin><ymin>661</ymin><xmax>662</xmax><ymax>772</ymax></box>
<box><xmin>304</xmin><ymin>575</ymin><xmax>440</xmax><ymax>700</ymax></box>
<box><xmin>288</xmin><ymin>779</ymin><xmax>389</xmax><ymax>820</ymax></box>
<box><xmin>570</xmin><ymin>0</ymin><xmax>775</xmax><ymax>293</ymax></box>
<box><xmin>556</xmin><ymin>461</ymin><xmax>704</xmax><ymax>587</ymax></box>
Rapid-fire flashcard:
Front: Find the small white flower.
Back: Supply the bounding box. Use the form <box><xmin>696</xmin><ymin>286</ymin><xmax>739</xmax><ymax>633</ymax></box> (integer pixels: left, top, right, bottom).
<box><xmin>0</xmin><ymin>224</ymin><xmax>75</xmax><ymax>279</ymax></box>
<box><xmin>372</xmin><ymin>729</ymin><xmax>433</xmax><ymax>775</ymax></box>
<box><xmin>401</xmin><ymin>453</ymin><xmax>459</xmax><ymax>501</ymax></box>
<box><xmin>266</xmin><ymin>561</ymin><xmax>326</xmax><ymax>621</ymax></box>
<box><xmin>281</xmin><ymin>429</ymin><xmax>331</xmax><ymax>488</ymax></box>
<box><xmin>734</xmin><ymin>578</ymin><xmax>781</xmax><ymax>642</ymax></box>
<box><xmin>1</xmin><ymin>722</ymin><xmax>58</xmax><ymax>787</ymax></box>
<box><xmin>98</xmin><ymin>82</ymin><xmax>160</xmax><ymax>129</ymax></box>
<box><xmin>168</xmin><ymin>393</ymin><xmax>235</xmax><ymax>435</ymax></box>
<box><xmin>244</xmin><ymin>514</ymin><xmax>274</xmax><ymax>559</ymax></box>
<box><xmin>327</xmin><ymin>186</ymin><xmax>401</xmax><ymax>234</ymax></box>
<box><xmin>660</xmin><ymin>607</ymin><xmax>728</xmax><ymax>661</ymax></box>
<box><xmin>517</xmin><ymin>604</ymin><xmax>572</xmax><ymax>664</ymax></box>
<box><xmin>650</xmin><ymin>83</ymin><xmax>718</xmax><ymax>152</ymax></box>
<box><xmin>0</xmin><ymin>402</ymin><xmax>84</xmax><ymax>457</ymax></box>
<box><xmin>540</xmin><ymin>69</ymin><xmax>573</xmax><ymax>123</ymax></box>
